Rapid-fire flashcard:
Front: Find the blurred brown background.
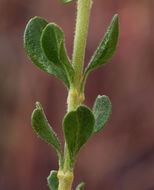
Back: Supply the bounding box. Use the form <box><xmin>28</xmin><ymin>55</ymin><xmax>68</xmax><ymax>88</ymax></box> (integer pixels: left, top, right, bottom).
<box><xmin>0</xmin><ymin>0</ymin><xmax>154</xmax><ymax>189</ymax></box>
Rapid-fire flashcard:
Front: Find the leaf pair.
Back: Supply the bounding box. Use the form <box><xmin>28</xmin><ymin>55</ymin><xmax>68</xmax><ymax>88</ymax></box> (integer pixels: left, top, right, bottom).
<box><xmin>81</xmin><ymin>14</ymin><xmax>119</xmax><ymax>91</ymax></box>
<box><xmin>31</xmin><ymin>95</ymin><xmax>111</xmax><ymax>170</ymax></box>
<box><xmin>24</xmin><ymin>17</ymin><xmax>74</xmax><ymax>89</ymax></box>
<box><xmin>24</xmin><ymin>14</ymin><xmax>119</xmax><ymax>91</ymax></box>
<box><xmin>31</xmin><ymin>96</ymin><xmax>111</xmax><ymax>188</ymax></box>
<box><xmin>63</xmin><ymin>95</ymin><xmax>111</xmax><ymax>168</ymax></box>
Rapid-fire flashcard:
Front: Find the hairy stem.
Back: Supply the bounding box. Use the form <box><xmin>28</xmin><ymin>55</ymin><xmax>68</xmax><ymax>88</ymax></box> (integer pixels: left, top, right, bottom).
<box><xmin>67</xmin><ymin>0</ymin><xmax>92</xmax><ymax>112</ymax></box>
<box><xmin>72</xmin><ymin>0</ymin><xmax>92</xmax><ymax>91</ymax></box>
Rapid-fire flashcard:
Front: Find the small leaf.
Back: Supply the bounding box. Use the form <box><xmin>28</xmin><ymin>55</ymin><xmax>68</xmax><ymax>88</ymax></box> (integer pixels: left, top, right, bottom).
<box><xmin>41</xmin><ymin>23</ymin><xmax>74</xmax><ymax>84</ymax></box>
<box><xmin>24</xmin><ymin>17</ymin><xmax>69</xmax><ymax>88</ymax></box>
<box><xmin>86</xmin><ymin>14</ymin><xmax>119</xmax><ymax>72</ymax></box>
<box><xmin>80</xmin><ymin>14</ymin><xmax>119</xmax><ymax>92</ymax></box>
<box><xmin>76</xmin><ymin>182</ymin><xmax>85</xmax><ymax>190</ymax></box>
<box><xmin>31</xmin><ymin>102</ymin><xmax>63</xmax><ymax>168</ymax></box>
<box><xmin>93</xmin><ymin>95</ymin><xmax>111</xmax><ymax>134</ymax></box>
<box><xmin>63</xmin><ymin>105</ymin><xmax>95</xmax><ymax>167</ymax></box>
<box><xmin>60</xmin><ymin>0</ymin><xmax>74</xmax><ymax>3</ymax></box>
<box><xmin>47</xmin><ymin>170</ymin><xmax>59</xmax><ymax>190</ymax></box>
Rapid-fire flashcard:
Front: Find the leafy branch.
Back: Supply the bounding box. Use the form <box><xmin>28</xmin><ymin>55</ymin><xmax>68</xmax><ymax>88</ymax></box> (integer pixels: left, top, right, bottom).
<box><xmin>24</xmin><ymin>0</ymin><xmax>119</xmax><ymax>189</ymax></box>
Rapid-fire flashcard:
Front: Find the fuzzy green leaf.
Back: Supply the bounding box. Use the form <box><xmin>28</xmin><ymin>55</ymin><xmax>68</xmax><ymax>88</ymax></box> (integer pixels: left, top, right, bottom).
<box><xmin>41</xmin><ymin>23</ymin><xmax>74</xmax><ymax>84</ymax></box>
<box><xmin>93</xmin><ymin>95</ymin><xmax>111</xmax><ymax>134</ymax></box>
<box><xmin>31</xmin><ymin>102</ymin><xmax>63</xmax><ymax>168</ymax></box>
<box><xmin>86</xmin><ymin>14</ymin><xmax>119</xmax><ymax>72</ymax></box>
<box><xmin>47</xmin><ymin>170</ymin><xmax>59</xmax><ymax>190</ymax></box>
<box><xmin>24</xmin><ymin>16</ymin><xmax>69</xmax><ymax>88</ymax></box>
<box><xmin>60</xmin><ymin>0</ymin><xmax>74</xmax><ymax>3</ymax></box>
<box><xmin>76</xmin><ymin>182</ymin><xmax>85</xmax><ymax>190</ymax></box>
<box><xmin>63</xmin><ymin>105</ymin><xmax>95</xmax><ymax>166</ymax></box>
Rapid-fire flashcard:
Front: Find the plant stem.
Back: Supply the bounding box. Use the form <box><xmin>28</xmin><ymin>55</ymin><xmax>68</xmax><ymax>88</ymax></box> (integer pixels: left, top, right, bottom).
<box><xmin>67</xmin><ymin>0</ymin><xmax>92</xmax><ymax>112</ymax></box>
<box><xmin>72</xmin><ymin>0</ymin><xmax>92</xmax><ymax>92</ymax></box>
<box><xmin>58</xmin><ymin>0</ymin><xmax>92</xmax><ymax>190</ymax></box>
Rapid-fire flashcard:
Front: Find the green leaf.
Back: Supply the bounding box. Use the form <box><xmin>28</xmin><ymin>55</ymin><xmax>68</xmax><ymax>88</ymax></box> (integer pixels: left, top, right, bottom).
<box><xmin>31</xmin><ymin>102</ymin><xmax>63</xmax><ymax>168</ymax></box>
<box><xmin>86</xmin><ymin>14</ymin><xmax>119</xmax><ymax>72</ymax></box>
<box><xmin>63</xmin><ymin>105</ymin><xmax>95</xmax><ymax>166</ymax></box>
<box><xmin>76</xmin><ymin>182</ymin><xmax>85</xmax><ymax>190</ymax></box>
<box><xmin>47</xmin><ymin>170</ymin><xmax>59</xmax><ymax>190</ymax></box>
<box><xmin>41</xmin><ymin>23</ymin><xmax>74</xmax><ymax>84</ymax></box>
<box><xmin>93</xmin><ymin>95</ymin><xmax>111</xmax><ymax>134</ymax></box>
<box><xmin>81</xmin><ymin>14</ymin><xmax>119</xmax><ymax>92</ymax></box>
<box><xmin>24</xmin><ymin>16</ymin><xmax>70</xmax><ymax>88</ymax></box>
<box><xmin>60</xmin><ymin>0</ymin><xmax>74</xmax><ymax>3</ymax></box>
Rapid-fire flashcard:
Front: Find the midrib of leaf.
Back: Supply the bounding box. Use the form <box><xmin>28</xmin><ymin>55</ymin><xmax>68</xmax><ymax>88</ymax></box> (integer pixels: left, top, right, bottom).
<box><xmin>55</xmin><ymin>26</ymin><xmax>61</xmax><ymax>58</ymax></box>
<box><xmin>75</xmin><ymin>111</ymin><xmax>80</xmax><ymax>158</ymax></box>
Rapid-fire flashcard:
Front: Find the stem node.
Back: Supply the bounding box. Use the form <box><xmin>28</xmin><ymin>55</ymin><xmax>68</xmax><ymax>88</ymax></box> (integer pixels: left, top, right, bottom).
<box><xmin>58</xmin><ymin>171</ymin><xmax>74</xmax><ymax>190</ymax></box>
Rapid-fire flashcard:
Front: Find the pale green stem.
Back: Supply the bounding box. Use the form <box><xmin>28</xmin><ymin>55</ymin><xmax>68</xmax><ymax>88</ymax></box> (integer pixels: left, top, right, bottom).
<box><xmin>67</xmin><ymin>0</ymin><xmax>92</xmax><ymax>111</ymax></box>
<box><xmin>72</xmin><ymin>0</ymin><xmax>92</xmax><ymax>91</ymax></box>
<box><xmin>58</xmin><ymin>0</ymin><xmax>92</xmax><ymax>190</ymax></box>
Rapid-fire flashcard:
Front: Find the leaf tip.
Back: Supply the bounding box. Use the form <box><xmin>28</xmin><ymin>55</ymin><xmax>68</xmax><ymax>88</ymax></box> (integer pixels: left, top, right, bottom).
<box><xmin>76</xmin><ymin>182</ymin><xmax>85</xmax><ymax>190</ymax></box>
<box><xmin>31</xmin><ymin>102</ymin><xmax>42</xmax><ymax>124</ymax></box>
<box><xmin>35</xmin><ymin>101</ymin><xmax>42</xmax><ymax>110</ymax></box>
<box><xmin>114</xmin><ymin>13</ymin><xmax>119</xmax><ymax>19</ymax></box>
<box><xmin>113</xmin><ymin>14</ymin><xmax>119</xmax><ymax>29</ymax></box>
<box><xmin>47</xmin><ymin>170</ymin><xmax>59</xmax><ymax>190</ymax></box>
<box><xmin>47</xmin><ymin>170</ymin><xmax>57</xmax><ymax>180</ymax></box>
<box><xmin>60</xmin><ymin>0</ymin><xmax>75</xmax><ymax>4</ymax></box>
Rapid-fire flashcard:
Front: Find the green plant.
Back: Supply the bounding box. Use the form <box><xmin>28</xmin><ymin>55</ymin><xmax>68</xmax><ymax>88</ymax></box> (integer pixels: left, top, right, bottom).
<box><xmin>24</xmin><ymin>0</ymin><xmax>119</xmax><ymax>189</ymax></box>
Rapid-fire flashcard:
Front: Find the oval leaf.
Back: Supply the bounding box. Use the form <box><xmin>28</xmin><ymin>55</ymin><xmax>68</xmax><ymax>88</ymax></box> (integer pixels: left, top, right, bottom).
<box><xmin>41</xmin><ymin>23</ymin><xmax>74</xmax><ymax>84</ymax></box>
<box><xmin>31</xmin><ymin>102</ymin><xmax>63</xmax><ymax>168</ymax></box>
<box><xmin>47</xmin><ymin>170</ymin><xmax>59</xmax><ymax>190</ymax></box>
<box><xmin>76</xmin><ymin>182</ymin><xmax>85</xmax><ymax>190</ymax></box>
<box><xmin>24</xmin><ymin>17</ymin><xmax>69</xmax><ymax>88</ymax></box>
<box><xmin>86</xmin><ymin>14</ymin><xmax>119</xmax><ymax>72</ymax></box>
<box><xmin>63</xmin><ymin>105</ymin><xmax>95</xmax><ymax>166</ymax></box>
<box><xmin>93</xmin><ymin>95</ymin><xmax>111</xmax><ymax>134</ymax></box>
